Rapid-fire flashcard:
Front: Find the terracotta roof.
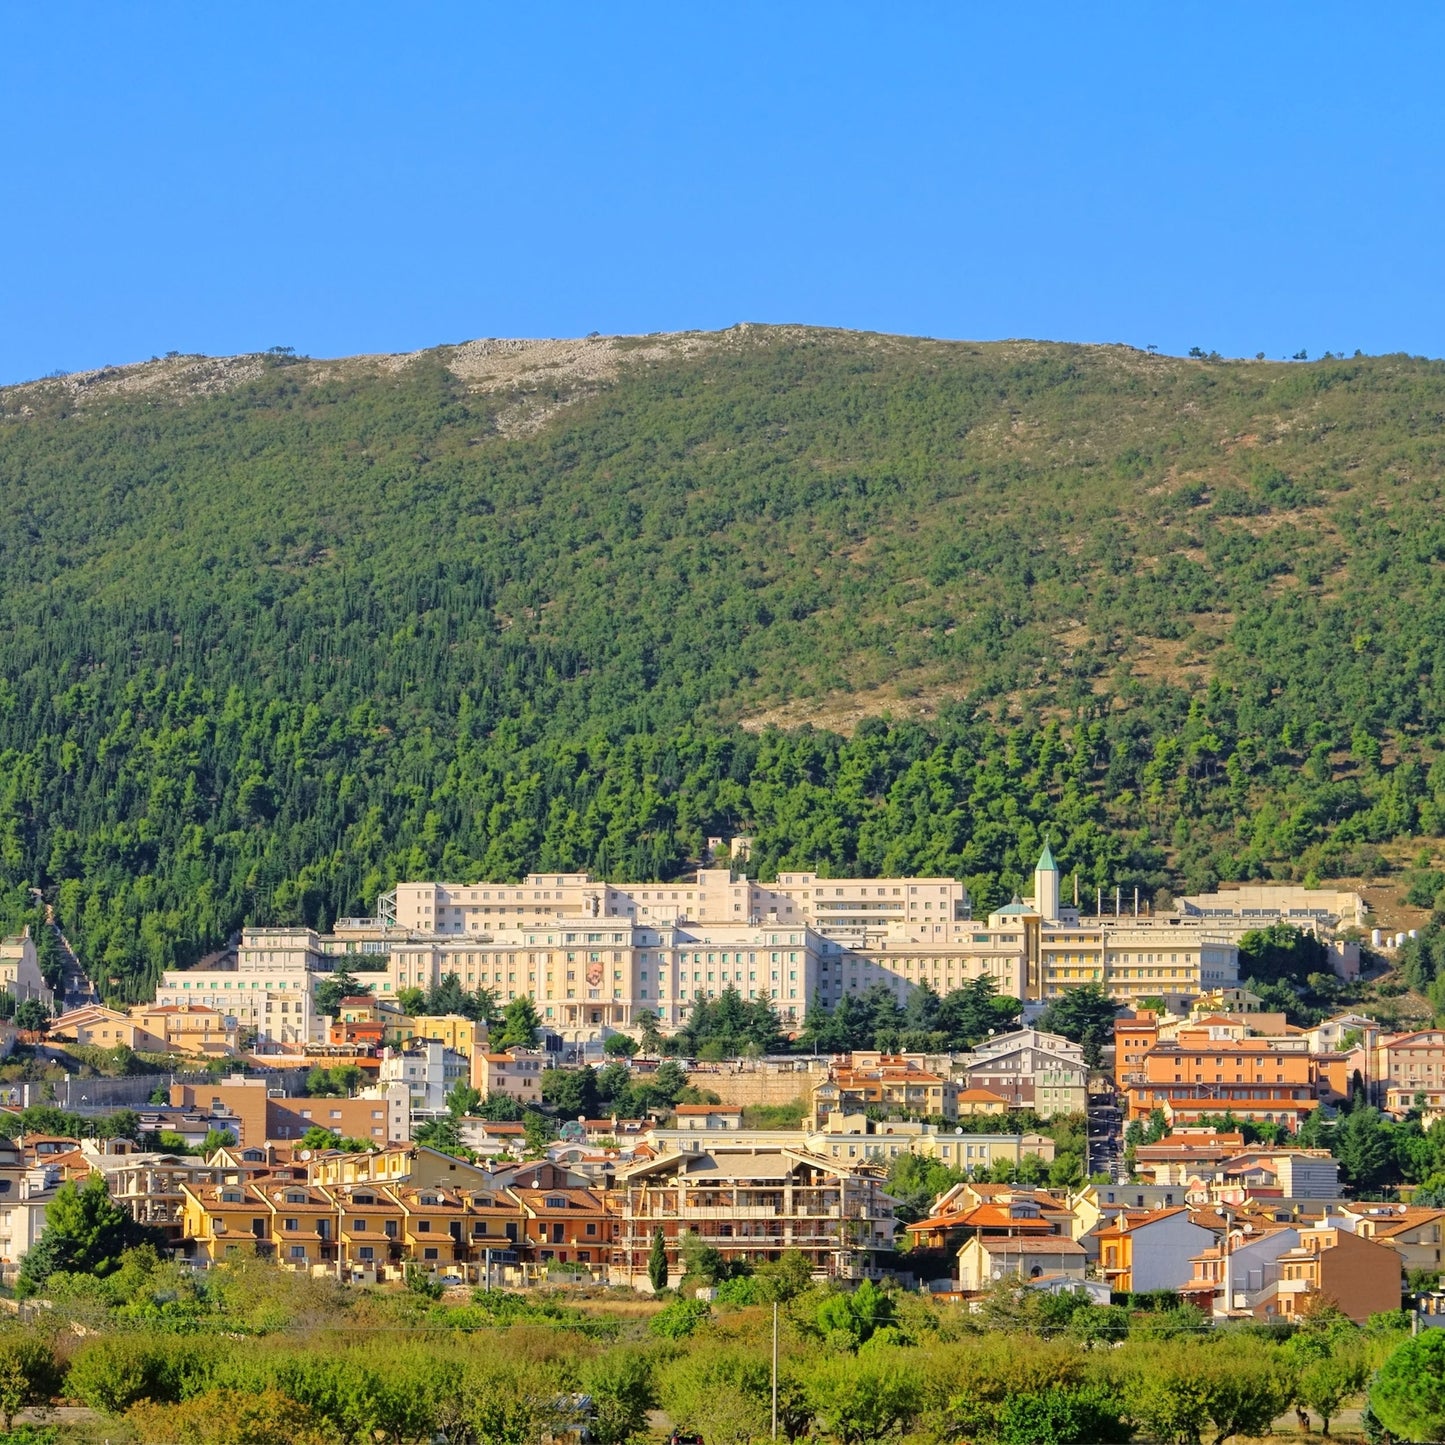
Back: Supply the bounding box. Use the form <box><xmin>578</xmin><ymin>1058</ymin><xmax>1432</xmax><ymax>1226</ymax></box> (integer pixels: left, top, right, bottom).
<box><xmin>977</xmin><ymin>1235</ymin><xmax>1086</xmax><ymax>1255</ymax></box>
<box><xmin>1364</xmin><ymin>1209</ymin><xmax>1445</xmax><ymax>1237</ymax></box>
<box><xmin>956</xmin><ymin>1088</ymin><xmax>1010</xmax><ymax>1105</ymax></box>
<box><xmin>948</xmin><ymin>1204</ymin><xmax>1056</xmax><ymax>1231</ymax></box>
<box><xmin>1095</xmin><ymin>1206</ymin><xmax>1193</xmax><ymax>1237</ymax></box>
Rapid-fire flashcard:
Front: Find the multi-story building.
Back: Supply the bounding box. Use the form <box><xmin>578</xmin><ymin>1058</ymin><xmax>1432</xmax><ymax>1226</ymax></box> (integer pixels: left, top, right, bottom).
<box><xmin>1177</xmin><ymin>884</ymin><xmax>1368</xmax><ymax>932</ymax></box>
<box><xmin>154</xmin><ymin>927</ymin><xmax>334</xmax><ymax>1047</ymax></box>
<box><xmin>811</xmin><ymin>1057</ymin><xmax>959</xmax><ymax>1124</ymax></box>
<box><xmin>378</xmin><ymin>1039</ymin><xmax>469</xmax><ymax>1113</ymax></box>
<box><xmin>168</xmin><ymin>1076</ymin><xmax>411</xmax><ymax>1146</ymax></box>
<box><xmin>1095</xmin><ymin>1205</ymin><xmax>1219</xmax><ymax>1293</ymax></box>
<box><xmin>53</xmin><ymin>1001</ymin><xmax>241</xmax><ymax>1056</ymax></box>
<box><xmin>382</xmin><ymin>870</ymin><xmax>972</xmax><ymax>937</ymax></box>
<box><xmin>1273</xmin><ymin>1223</ymin><xmax>1401</xmax><ymax>1322</ymax></box>
<box><xmin>1343</xmin><ymin>1204</ymin><xmax>1445</xmax><ymax>1281</ymax></box>
<box><xmin>379</xmin><ymin>917</ymin><xmax>818</xmax><ymax>1037</ymax></box>
<box><xmin>349</xmin><ymin>849</ymin><xmax>1236</xmax><ymax>1042</ymax></box>
<box><xmin>961</xmin><ymin>1029</ymin><xmax>1089</xmax><ymax>1117</ymax></box>
<box><xmin>1115</xmin><ymin>1013</ymin><xmax>1161</xmax><ymax>1093</ymax></box>
<box><xmin>510</xmin><ymin>1175</ymin><xmax>614</xmax><ymax>1269</ymax></box>
<box><xmin>1123</xmin><ymin>1038</ymin><xmax>1325</xmax><ymax>1129</ymax></box>
<box><xmin>157</xmin><ymin>851</ymin><xmax>1242</xmax><ymax>1052</ymax></box>
<box><xmin>1375</xmin><ymin>1030</ymin><xmax>1445</xmax><ymax>1116</ymax></box>
<box><xmin>647</xmin><ymin>1117</ymin><xmax>1055</xmax><ymax>1173</ymax></box>
<box><xmin>472</xmin><ymin>1047</ymin><xmax>546</xmax><ymax>1105</ymax></box>
<box><xmin>613</xmin><ymin>1143</ymin><xmax>896</xmax><ymax>1286</ymax></box>
<box><xmin>1181</xmin><ymin>1220</ymin><xmax>1302</xmax><ymax>1319</ymax></box>
<box><xmin>0</xmin><ymin>930</ymin><xmax>54</xmax><ymax>1007</ymax></box>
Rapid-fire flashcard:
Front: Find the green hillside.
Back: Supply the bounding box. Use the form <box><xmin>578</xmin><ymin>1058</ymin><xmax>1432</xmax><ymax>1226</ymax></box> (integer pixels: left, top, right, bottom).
<box><xmin>3</xmin><ymin>326</ymin><xmax>1445</xmax><ymax>997</ymax></box>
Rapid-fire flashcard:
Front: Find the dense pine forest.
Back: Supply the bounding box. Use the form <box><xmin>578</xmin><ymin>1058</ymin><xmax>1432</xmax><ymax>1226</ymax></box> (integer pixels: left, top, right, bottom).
<box><xmin>4</xmin><ymin>327</ymin><xmax>1445</xmax><ymax>998</ymax></box>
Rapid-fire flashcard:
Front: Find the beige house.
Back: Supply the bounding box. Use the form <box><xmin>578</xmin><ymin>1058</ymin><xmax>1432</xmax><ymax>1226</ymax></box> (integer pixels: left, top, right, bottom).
<box><xmin>0</xmin><ymin>931</ymin><xmax>54</xmax><ymax>1007</ymax></box>
<box><xmin>52</xmin><ymin>1002</ymin><xmax>238</xmax><ymax>1056</ymax></box>
<box><xmin>1343</xmin><ymin>1204</ymin><xmax>1445</xmax><ymax>1281</ymax></box>
<box><xmin>472</xmin><ymin>1047</ymin><xmax>545</xmax><ymax>1104</ymax></box>
<box><xmin>958</xmin><ymin>1233</ymin><xmax>1087</xmax><ymax>1291</ymax></box>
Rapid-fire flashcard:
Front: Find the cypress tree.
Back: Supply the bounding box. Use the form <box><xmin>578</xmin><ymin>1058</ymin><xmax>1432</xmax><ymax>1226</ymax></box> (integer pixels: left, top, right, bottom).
<box><xmin>648</xmin><ymin>1226</ymin><xmax>669</xmax><ymax>1293</ymax></box>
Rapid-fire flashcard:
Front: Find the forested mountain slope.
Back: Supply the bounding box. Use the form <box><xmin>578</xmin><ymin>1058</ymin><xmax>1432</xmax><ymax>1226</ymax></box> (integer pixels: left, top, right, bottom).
<box><xmin>3</xmin><ymin>326</ymin><xmax>1445</xmax><ymax>996</ymax></box>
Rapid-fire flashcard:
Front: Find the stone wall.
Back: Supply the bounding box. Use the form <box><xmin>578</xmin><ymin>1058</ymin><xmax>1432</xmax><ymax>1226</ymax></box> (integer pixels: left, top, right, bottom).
<box><xmin>684</xmin><ymin>1060</ymin><xmax>828</xmax><ymax>1107</ymax></box>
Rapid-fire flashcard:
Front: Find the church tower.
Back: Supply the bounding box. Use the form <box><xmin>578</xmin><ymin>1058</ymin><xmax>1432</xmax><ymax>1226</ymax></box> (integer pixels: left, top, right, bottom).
<box><xmin>1034</xmin><ymin>840</ymin><xmax>1060</xmax><ymax>923</ymax></box>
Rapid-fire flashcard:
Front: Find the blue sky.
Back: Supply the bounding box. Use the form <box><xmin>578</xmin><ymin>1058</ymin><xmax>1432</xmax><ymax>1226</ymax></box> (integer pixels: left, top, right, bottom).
<box><xmin>3</xmin><ymin>4</ymin><xmax>1442</xmax><ymax>382</ymax></box>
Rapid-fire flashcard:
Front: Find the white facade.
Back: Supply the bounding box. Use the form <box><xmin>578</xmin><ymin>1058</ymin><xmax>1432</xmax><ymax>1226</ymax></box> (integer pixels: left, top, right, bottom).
<box><xmin>154</xmin><ymin>927</ymin><xmax>332</xmax><ymax>1046</ymax></box>
<box><xmin>1124</xmin><ymin>1210</ymin><xmax>1219</xmax><ymax>1293</ymax></box>
<box><xmin>0</xmin><ymin>1167</ymin><xmax>59</xmax><ymax>1268</ymax></box>
<box><xmin>378</xmin><ymin>1039</ymin><xmax>468</xmax><ymax>1113</ymax></box>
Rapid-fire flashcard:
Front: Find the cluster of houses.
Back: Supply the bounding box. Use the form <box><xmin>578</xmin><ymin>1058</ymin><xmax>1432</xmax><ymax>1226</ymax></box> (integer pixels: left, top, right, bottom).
<box><xmin>9</xmin><ymin>868</ymin><xmax>1443</xmax><ymax>1319</ymax></box>
<box><xmin>0</xmin><ymin>1109</ymin><xmax>1432</xmax><ymax>1322</ymax></box>
<box><xmin>914</xmin><ymin>1175</ymin><xmax>1414</xmax><ymax>1323</ymax></box>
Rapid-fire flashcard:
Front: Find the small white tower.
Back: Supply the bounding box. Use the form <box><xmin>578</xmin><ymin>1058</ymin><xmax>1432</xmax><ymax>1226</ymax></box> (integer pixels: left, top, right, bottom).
<box><xmin>1034</xmin><ymin>841</ymin><xmax>1060</xmax><ymax>923</ymax></box>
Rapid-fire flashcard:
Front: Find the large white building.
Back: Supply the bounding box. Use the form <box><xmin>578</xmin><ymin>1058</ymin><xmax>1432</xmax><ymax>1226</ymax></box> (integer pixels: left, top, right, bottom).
<box><xmin>152</xmin><ymin>850</ymin><xmax>1239</xmax><ymax>1049</ymax></box>
<box><xmin>329</xmin><ymin>849</ymin><xmax>1237</xmax><ymax>1041</ymax></box>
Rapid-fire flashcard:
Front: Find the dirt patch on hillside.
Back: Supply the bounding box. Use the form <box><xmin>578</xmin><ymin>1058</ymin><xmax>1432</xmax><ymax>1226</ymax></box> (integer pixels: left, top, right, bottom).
<box><xmin>1</xmin><ymin>328</ymin><xmax>1182</xmax><ymax>421</ymax></box>
<box><xmin>4</xmin><ymin>352</ymin><xmax>269</xmax><ymax>408</ymax></box>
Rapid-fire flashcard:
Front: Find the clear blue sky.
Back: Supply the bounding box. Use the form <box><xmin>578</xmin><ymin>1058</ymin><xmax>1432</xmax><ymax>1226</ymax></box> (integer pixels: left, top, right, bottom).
<box><xmin>4</xmin><ymin>3</ymin><xmax>1443</xmax><ymax>383</ymax></box>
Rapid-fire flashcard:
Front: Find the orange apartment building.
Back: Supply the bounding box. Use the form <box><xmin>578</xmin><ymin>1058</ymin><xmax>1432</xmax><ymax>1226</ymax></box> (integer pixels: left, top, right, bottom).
<box><xmin>1124</xmin><ymin>1039</ymin><xmax>1323</xmax><ymax>1129</ymax></box>
<box><xmin>510</xmin><ymin>1176</ymin><xmax>616</xmax><ymax>1268</ymax></box>
<box><xmin>1115</xmin><ymin>1013</ymin><xmax>1160</xmax><ymax>1093</ymax></box>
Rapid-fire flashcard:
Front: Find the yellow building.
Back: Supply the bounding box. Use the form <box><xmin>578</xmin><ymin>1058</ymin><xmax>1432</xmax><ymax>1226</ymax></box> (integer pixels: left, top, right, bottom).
<box><xmin>411</xmin><ymin>1014</ymin><xmax>484</xmax><ymax>1052</ymax></box>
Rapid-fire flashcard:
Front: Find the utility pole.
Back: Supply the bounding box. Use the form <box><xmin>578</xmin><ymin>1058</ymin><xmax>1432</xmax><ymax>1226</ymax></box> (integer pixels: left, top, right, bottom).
<box><xmin>772</xmin><ymin>1301</ymin><xmax>779</xmax><ymax>1440</ymax></box>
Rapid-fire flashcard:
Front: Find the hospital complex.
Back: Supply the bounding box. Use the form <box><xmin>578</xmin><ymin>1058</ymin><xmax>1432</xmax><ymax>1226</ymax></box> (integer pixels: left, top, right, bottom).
<box><xmin>153</xmin><ymin>846</ymin><xmax>1365</xmax><ymax>1048</ymax></box>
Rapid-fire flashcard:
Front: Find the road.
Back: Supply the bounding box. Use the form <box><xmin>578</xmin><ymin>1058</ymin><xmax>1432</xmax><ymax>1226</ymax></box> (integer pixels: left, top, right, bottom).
<box><xmin>1087</xmin><ymin>1095</ymin><xmax>1124</xmax><ymax>1181</ymax></box>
